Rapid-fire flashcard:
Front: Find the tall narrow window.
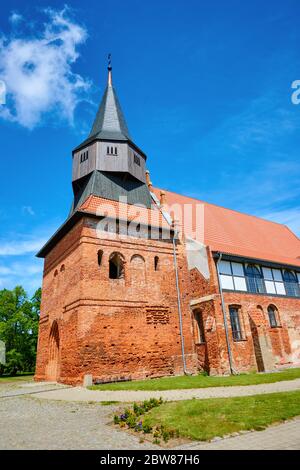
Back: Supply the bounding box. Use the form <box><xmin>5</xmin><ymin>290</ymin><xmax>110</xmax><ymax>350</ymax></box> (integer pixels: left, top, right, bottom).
<box><xmin>115</xmin><ymin>147</ymin><xmax>117</xmax><ymax>155</ymax></box>
<box><xmin>194</xmin><ymin>310</ymin><xmax>205</xmax><ymax>343</ymax></box>
<box><xmin>267</xmin><ymin>305</ymin><xmax>279</xmax><ymax>328</ymax></box>
<box><xmin>109</xmin><ymin>253</ymin><xmax>124</xmax><ymax>279</ymax></box>
<box><xmin>97</xmin><ymin>250</ymin><xmax>103</xmax><ymax>266</ymax></box>
<box><xmin>283</xmin><ymin>270</ymin><xmax>300</xmax><ymax>297</ymax></box>
<box><xmin>154</xmin><ymin>256</ymin><xmax>159</xmax><ymax>271</ymax></box>
<box><xmin>245</xmin><ymin>264</ymin><xmax>265</xmax><ymax>294</ymax></box>
<box><xmin>134</xmin><ymin>154</ymin><xmax>141</xmax><ymax>166</ymax></box>
<box><xmin>229</xmin><ymin>306</ymin><xmax>243</xmax><ymax>341</ymax></box>
<box><xmin>107</xmin><ymin>146</ymin><xmax>110</xmax><ymax>154</ymax></box>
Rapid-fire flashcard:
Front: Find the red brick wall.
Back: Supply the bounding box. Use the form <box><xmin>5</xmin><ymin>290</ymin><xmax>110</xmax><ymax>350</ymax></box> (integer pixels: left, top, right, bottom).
<box><xmin>35</xmin><ymin>216</ymin><xmax>300</xmax><ymax>383</ymax></box>
<box><xmin>189</xmin><ymin>250</ymin><xmax>300</xmax><ymax>374</ymax></box>
<box><xmin>35</xmin><ymin>217</ymin><xmax>198</xmax><ymax>385</ymax></box>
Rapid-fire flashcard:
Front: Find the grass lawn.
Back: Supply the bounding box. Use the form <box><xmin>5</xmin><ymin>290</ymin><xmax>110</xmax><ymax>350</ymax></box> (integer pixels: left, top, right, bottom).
<box><xmin>143</xmin><ymin>390</ymin><xmax>300</xmax><ymax>441</ymax></box>
<box><xmin>0</xmin><ymin>372</ymin><xmax>34</xmax><ymax>383</ymax></box>
<box><xmin>88</xmin><ymin>367</ymin><xmax>300</xmax><ymax>391</ymax></box>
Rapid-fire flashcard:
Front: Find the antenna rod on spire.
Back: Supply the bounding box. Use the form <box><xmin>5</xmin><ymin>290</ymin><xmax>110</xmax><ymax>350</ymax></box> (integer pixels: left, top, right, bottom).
<box><xmin>107</xmin><ymin>53</ymin><xmax>112</xmax><ymax>86</ymax></box>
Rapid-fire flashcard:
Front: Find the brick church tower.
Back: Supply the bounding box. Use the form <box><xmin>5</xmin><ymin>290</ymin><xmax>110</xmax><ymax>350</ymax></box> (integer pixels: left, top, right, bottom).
<box><xmin>35</xmin><ymin>62</ymin><xmax>198</xmax><ymax>385</ymax></box>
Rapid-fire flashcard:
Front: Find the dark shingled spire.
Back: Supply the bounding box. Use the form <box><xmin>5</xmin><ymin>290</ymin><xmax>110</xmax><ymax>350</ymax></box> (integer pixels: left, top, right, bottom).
<box><xmin>74</xmin><ymin>57</ymin><xmax>131</xmax><ymax>150</ymax></box>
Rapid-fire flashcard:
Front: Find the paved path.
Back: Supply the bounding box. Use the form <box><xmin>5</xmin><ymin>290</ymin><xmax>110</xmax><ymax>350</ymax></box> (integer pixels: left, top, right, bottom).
<box><xmin>34</xmin><ymin>378</ymin><xmax>300</xmax><ymax>402</ymax></box>
<box><xmin>0</xmin><ymin>387</ymin><xmax>157</xmax><ymax>450</ymax></box>
<box><xmin>177</xmin><ymin>418</ymin><xmax>300</xmax><ymax>450</ymax></box>
<box><xmin>1</xmin><ymin>380</ymin><xmax>299</xmax><ymax>450</ymax></box>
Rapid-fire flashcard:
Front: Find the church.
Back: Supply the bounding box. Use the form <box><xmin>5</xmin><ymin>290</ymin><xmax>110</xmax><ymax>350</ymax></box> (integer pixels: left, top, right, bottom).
<box><xmin>35</xmin><ymin>62</ymin><xmax>300</xmax><ymax>385</ymax></box>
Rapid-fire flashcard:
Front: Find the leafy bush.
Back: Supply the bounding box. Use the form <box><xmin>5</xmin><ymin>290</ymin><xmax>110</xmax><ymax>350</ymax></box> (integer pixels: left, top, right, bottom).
<box><xmin>113</xmin><ymin>397</ymin><xmax>174</xmax><ymax>443</ymax></box>
<box><xmin>0</xmin><ymin>286</ymin><xmax>40</xmax><ymax>375</ymax></box>
<box><xmin>142</xmin><ymin>422</ymin><xmax>152</xmax><ymax>434</ymax></box>
<box><xmin>113</xmin><ymin>414</ymin><xmax>120</xmax><ymax>424</ymax></box>
<box><xmin>126</xmin><ymin>413</ymin><xmax>137</xmax><ymax>429</ymax></box>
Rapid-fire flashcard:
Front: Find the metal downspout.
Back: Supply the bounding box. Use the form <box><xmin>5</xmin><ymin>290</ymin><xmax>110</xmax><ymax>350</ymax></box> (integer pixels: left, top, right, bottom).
<box><xmin>172</xmin><ymin>233</ymin><xmax>189</xmax><ymax>375</ymax></box>
<box><xmin>215</xmin><ymin>252</ymin><xmax>235</xmax><ymax>375</ymax></box>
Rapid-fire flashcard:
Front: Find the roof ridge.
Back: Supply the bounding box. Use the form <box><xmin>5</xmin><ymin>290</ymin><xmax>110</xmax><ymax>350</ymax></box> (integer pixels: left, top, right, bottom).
<box><xmin>154</xmin><ymin>186</ymin><xmax>294</xmax><ymax>230</ymax></box>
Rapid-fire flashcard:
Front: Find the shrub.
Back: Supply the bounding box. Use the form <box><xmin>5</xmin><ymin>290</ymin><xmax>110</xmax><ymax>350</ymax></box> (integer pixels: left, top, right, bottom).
<box><xmin>142</xmin><ymin>422</ymin><xmax>152</xmax><ymax>434</ymax></box>
<box><xmin>133</xmin><ymin>402</ymin><xmax>143</xmax><ymax>416</ymax></box>
<box><xmin>113</xmin><ymin>415</ymin><xmax>120</xmax><ymax>424</ymax></box>
<box><xmin>126</xmin><ymin>413</ymin><xmax>137</xmax><ymax>429</ymax></box>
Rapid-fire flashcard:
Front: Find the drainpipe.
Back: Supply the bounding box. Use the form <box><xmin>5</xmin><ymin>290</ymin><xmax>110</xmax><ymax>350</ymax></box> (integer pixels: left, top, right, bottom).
<box><xmin>150</xmin><ymin>188</ymin><xmax>190</xmax><ymax>376</ymax></box>
<box><xmin>215</xmin><ymin>252</ymin><xmax>236</xmax><ymax>375</ymax></box>
<box><xmin>172</xmin><ymin>232</ymin><xmax>190</xmax><ymax>375</ymax></box>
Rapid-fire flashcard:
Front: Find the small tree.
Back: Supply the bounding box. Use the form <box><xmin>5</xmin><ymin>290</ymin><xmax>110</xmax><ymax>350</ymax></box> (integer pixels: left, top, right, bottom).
<box><xmin>0</xmin><ymin>286</ymin><xmax>40</xmax><ymax>375</ymax></box>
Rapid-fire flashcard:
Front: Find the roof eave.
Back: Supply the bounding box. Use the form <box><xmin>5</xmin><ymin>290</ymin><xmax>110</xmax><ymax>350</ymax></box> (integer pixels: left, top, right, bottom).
<box><xmin>212</xmin><ymin>250</ymin><xmax>300</xmax><ymax>271</ymax></box>
<box><xmin>72</xmin><ymin>136</ymin><xmax>147</xmax><ymax>160</ymax></box>
<box><xmin>37</xmin><ymin>208</ymin><xmax>173</xmax><ymax>259</ymax></box>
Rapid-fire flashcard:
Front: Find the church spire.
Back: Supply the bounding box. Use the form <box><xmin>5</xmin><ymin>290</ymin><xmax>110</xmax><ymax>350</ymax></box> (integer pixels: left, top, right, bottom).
<box><xmin>107</xmin><ymin>53</ymin><xmax>112</xmax><ymax>87</ymax></box>
<box><xmin>71</xmin><ymin>58</ymin><xmax>150</xmax><ymax>207</ymax></box>
<box><xmin>85</xmin><ymin>56</ymin><xmax>131</xmax><ymax>143</ymax></box>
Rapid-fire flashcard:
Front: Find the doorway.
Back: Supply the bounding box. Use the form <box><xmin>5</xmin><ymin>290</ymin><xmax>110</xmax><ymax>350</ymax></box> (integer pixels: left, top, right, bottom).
<box><xmin>47</xmin><ymin>321</ymin><xmax>60</xmax><ymax>381</ymax></box>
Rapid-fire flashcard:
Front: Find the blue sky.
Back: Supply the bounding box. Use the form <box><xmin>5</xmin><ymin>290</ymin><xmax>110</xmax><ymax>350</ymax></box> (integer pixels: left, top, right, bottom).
<box><xmin>0</xmin><ymin>0</ymin><xmax>299</xmax><ymax>294</ymax></box>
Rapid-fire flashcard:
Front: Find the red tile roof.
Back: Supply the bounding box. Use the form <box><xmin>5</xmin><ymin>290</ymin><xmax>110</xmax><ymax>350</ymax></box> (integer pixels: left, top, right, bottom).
<box><xmin>80</xmin><ymin>195</ymin><xmax>171</xmax><ymax>229</ymax></box>
<box><xmin>153</xmin><ymin>187</ymin><xmax>300</xmax><ymax>268</ymax></box>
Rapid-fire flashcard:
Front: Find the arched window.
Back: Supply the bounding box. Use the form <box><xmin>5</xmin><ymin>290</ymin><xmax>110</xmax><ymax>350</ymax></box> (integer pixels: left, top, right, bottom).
<box><xmin>245</xmin><ymin>264</ymin><xmax>265</xmax><ymax>294</ymax></box>
<box><xmin>54</xmin><ymin>269</ymin><xmax>58</xmax><ymax>277</ymax></box>
<box><xmin>283</xmin><ymin>270</ymin><xmax>300</xmax><ymax>297</ymax></box>
<box><xmin>267</xmin><ymin>305</ymin><xmax>280</xmax><ymax>328</ymax></box>
<box><xmin>60</xmin><ymin>264</ymin><xmax>65</xmax><ymax>272</ymax></box>
<box><xmin>194</xmin><ymin>310</ymin><xmax>205</xmax><ymax>343</ymax></box>
<box><xmin>97</xmin><ymin>250</ymin><xmax>103</xmax><ymax>266</ymax></box>
<box><xmin>229</xmin><ymin>306</ymin><xmax>243</xmax><ymax>341</ymax></box>
<box><xmin>130</xmin><ymin>254</ymin><xmax>146</xmax><ymax>284</ymax></box>
<box><xmin>154</xmin><ymin>256</ymin><xmax>159</xmax><ymax>271</ymax></box>
<box><xmin>109</xmin><ymin>253</ymin><xmax>125</xmax><ymax>279</ymax></box>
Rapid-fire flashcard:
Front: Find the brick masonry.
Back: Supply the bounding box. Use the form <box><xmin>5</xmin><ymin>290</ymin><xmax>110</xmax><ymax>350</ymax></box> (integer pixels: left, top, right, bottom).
<box><xmin>35</xmin><ymin>218</ymin><xmax>300</xmax><ymax>385</ymax></box>
<box><xmin>189</xmin><ymin>248</ymin><xmax>300</xmax><ymax>375</ymax></box>
<box><xmin>35</xmin><ymin>216</ymin><xmax>198</xmax><ymax>385</ymax></box>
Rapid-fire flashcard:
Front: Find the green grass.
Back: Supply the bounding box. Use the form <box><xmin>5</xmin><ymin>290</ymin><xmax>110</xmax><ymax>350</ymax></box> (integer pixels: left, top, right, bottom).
<box><xmin>88</xmin><ymin>368</ymin><xmax>300</xmax><ymax>391</ymax></box>
<box><xmin>143</xmin><ymin>390</ymin><xmax>300</xmax><ymax>441</ymax></box>
<box><xmin>99</xmin><ymin>401</ymin><xmax>120</xmax><ymax>406</ymax></box>
<box><xmin>0</xmin><ymin>372</ymin><xmax>34</xmax><ymax>383</ymax></box>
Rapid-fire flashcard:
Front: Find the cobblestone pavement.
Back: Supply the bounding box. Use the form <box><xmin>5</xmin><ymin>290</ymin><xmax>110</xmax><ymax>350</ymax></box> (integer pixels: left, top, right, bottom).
<box><xmin>35</xmin><ymin>378</ymin><xmax>300</xmax><ymax>402</ymax></box>
<box><xmin>0</xmin><ymin>381</ymin><xmax>68</xmax><ymax>398</ymax></box>
<box><xmin>0</xmin><ymin>385</ymin><xmax>157</xmax><ymax>450</ymax></box>
<box><xmin>1</xmin><ymin>381</ymin><xmax>300</xmax><ymax>450</ymax></box>
<box><xmin>176</xmin><ymin>418</ymin><xmax>300</xmax><ymax>450</ymax></box>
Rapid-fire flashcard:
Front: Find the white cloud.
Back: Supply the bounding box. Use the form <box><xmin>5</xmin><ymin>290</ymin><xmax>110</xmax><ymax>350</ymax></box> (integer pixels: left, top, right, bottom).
<box><xmin>259</xmin><ymin>207</ymin><xmax>300</xmax><ymax>237</ymax></box>
<box><xmin>22</xmin><ymin>205</ymin><xmax>35</xmax><ymax>216</ymax></box>
<box><xmin>0</xmin><ymin>260</ymin><xmax>43</xmax><ymax>292</ymax></box>
<box><xmin>0</xmin><ymin>223</ymin><xmax>57</xmax><ymax>293</ymax></box>
<box><xmin>0</xmin><ymin>7</ymin><xmax>91</xmax><ymax>129</ymax></box>
<box><xmin>9</xmin><ymin>12</ymin><xmax>23</xmax><ymax>24</ymax></box>
<box><xmin>0</xmin><ymin>237</ymin><xmax>47</xmax><ymax>256</ymax></box>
